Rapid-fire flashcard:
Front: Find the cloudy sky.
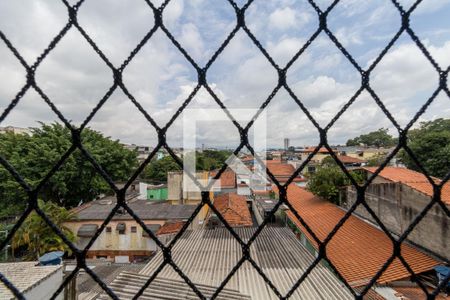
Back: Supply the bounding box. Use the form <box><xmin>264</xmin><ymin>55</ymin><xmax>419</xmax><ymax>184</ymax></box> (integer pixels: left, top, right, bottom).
<box><xmin>0</xmin><ymin>0</ymin><xmax>449</xmax><ymax>150</ymax></box>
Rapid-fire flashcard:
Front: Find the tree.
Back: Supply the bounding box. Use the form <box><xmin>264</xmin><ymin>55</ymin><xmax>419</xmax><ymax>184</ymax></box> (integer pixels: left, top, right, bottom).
<box><xmin>346</xmin><ymin>128</ymin><xmax>396</xmax><ymax>147</ymax></box>
<box><xmin>143</xmin><ymin>156</ymin><xmax>182</xmax><ymax>183</ymax></box>
<box><xmin>0</xmin><ymin>123</ymin><xmax>138</xmax><ymax>214</ymax></box>
<box><xmin>196</xmin><ymin>150</ymin><xmax>232</xmax><ymax>171</ymax></box>
<box><xmin>306</xmin><ymin>159</ymin><xmax>364</xmax><ymax>204</ymax></box>
<box><xmin>12</xmin><ymin>200</ymin><xmax>76</xmax><ymax>260</ymax></box>
<box><xmin>398</xmin><ymin>118</ymin><xmax>450</xmax><ymax>178</ymax></box>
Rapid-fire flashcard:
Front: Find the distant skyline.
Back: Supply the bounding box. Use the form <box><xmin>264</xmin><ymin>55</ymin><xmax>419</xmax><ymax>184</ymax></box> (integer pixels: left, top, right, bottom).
<box><xmin>1</xmin><ymin>0</ymin><xmax>449</xmax><ymax>149</ymax></box>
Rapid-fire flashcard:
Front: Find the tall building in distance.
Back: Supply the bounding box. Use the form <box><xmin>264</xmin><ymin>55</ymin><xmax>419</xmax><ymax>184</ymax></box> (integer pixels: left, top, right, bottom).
<box><xmin>283</xmin><ymin>138</ymin><xmax>290</xmax><ymax>151</ymax></box>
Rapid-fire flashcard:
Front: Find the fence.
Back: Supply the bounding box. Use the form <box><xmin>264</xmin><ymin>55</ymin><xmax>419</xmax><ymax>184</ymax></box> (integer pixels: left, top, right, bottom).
<box><xmin>0</xmin><ymin>0</ymin><xmax>449</xmax><ymax>299</ymax></box>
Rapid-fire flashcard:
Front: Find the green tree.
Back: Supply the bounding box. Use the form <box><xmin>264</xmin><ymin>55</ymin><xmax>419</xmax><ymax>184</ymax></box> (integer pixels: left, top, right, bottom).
<box><xmin>306</xmin><ymin>159</ymin><xmax>364</xmax><ymax>204</ymax></box>
<box><xmin>143</xmin><ymin>156</ymin><xmax>182</xmax><ymax>183</ymax></box>
<box><xmin>346</xmin><ymin>128</ymin><xmax>396</xmax><ymax>147</ymax></box>
<box><xmin>398</xmin><ymin>118</ymin><xmax>450</xmax><ymax>178</ymax></box>
<box><xmin>0</xmin><ymin>123</ymin><xmax>138</xmax><ymax>214</ymax></box>
<box><xmin>12</xmin><ymin>200</ymin><xmax>76</xmax><ymax>260</ymax></box>
<box><xmin>196</xmin><ymin>150</ymin><xmax>232</xmax><ymax>171</ymax></box>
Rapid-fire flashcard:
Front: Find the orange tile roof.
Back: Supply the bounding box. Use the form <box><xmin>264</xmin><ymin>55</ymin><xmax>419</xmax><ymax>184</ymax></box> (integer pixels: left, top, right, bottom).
<box><xmin>213</xmin><ymin>193</ymin><xmax>253</xmax><ymax>227</ymax></box>
<box><xmin>210</xmin><ymin>169</ymin><xmax>236</xmax><ymax>189</ymax></box>
<box><xmin>156</xmin><ymin>221</ymin><xmax>185</xmax><ymax>235</ymax></box>
<box><xmin>302</xmin><ymin>146</ymin><xmax>333</xmax><ymax>153</ymax></box>
<box><xmin>337</xmin><ymin>155</ymin><xmax>367</xmax><ymax>164</ymax></box>
<box><xmin>364</xmin><ymin>167</ymin><xmax>450</xmax><ymax>205</ymax></box>
<box><xmin>283</xmin><ymin>184</ymin><xmax>440</xmax><ymax>287</ymax></box>
<box><xmin>266</xmin><ymin>162</ymin><xmax>295</xmax><ymax>176</ymax></box>
<box><xmin>393</xmin><ymin>286</ymin><xmax>449</xmax><ymax>300</ymax></box>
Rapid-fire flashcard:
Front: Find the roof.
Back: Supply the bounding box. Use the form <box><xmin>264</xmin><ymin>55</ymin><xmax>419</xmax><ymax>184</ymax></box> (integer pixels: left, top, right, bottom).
<box><xmin>98</xmin><ymin>272</ymin><xmax>251</xmax><ymax>300</ymax></box>
<box><xmin>364</xmin><ymin>167</ymin><xmax>450</xmax><ymax>205</ymax></box>
<box><xmin>301</xmin><ymin>146</ymin><xmax>333</xmax><ymax>153</ymax></box>
<box><xmin>284</xmin><ymin>185</ymin><xmax>440</xmax><ymax>287</ymax></box>
<box><xmin>336</xmin><ymin>155</ymin><xmax>367</xmax><ymax>164</ymax></box>
<box><xmin>392</xmin><ymin>286</ymin><xmax>449</xmax><ymax>300</ymax></box>
<box><xmin>156</xmin><ymin>221</ymin><xmax>185</xmax><ymax>235</ymax></box>
<box><xmin>0</xmin><ymin>262</ymin><xmax>62</xmax><ymax>299</ymax></box>
<box><xmin>72</xmin><ymin>199</ymin><xmax>197</xmax><ymax>221</ymax></box>
<box><xmin>213</xmin><ymin>193</ymin><xmax>253</xmax><ymax>227</ymax></box>
<box><xmin>139</xmin><ymin>228</ymin><xmax>354</xmax><ymax>299</ymax></box>
<box><xmin>266</xmin><ymin>162</ymin><xmax>295</xmax><ymax>176</ymax></box>
<box><xmin>210</xmin><ymin>169</ymin><xmax>237</xmax><ymax>189</ymax></box>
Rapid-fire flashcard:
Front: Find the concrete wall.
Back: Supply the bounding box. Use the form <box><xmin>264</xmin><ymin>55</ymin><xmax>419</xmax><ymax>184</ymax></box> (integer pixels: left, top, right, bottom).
<box><xmin>345</xmin><ymin>182</ymin><xmax>449</xmax><ymax>260</ymax></box>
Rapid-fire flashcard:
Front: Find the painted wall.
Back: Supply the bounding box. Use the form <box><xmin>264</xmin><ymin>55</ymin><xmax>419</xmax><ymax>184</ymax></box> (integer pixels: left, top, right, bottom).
<box><xmin>147</xmin><ymin>188</ymin><xmax>168</xmax><ymax>200</ymax></box>
<box><xmin>345</xmin><ymin>182</ymin><xmax>449</xmax><ymax>260</ymax></box>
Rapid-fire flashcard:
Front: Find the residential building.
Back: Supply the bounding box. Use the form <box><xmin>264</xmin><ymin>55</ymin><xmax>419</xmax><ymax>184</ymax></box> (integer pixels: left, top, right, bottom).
<box><xmin>283</xmin><ymin>184</ymin><xmax>441</xmax><ymax>294</ymax></box>
<box><xmin>344</xmin><ymin>167</ymin><xmax>450</xmax><ymax>260</ymax></box>
<box><xmin>167</xmin><ymin>171</ymin><xmax>210</xmax><ymax>221</ymax></box>
<box><xmin>0</xmin><ymin>262</ymin><xmax>63</xmax><ymax>300</ymax></box>
<box><xmin>208</xmin><ymin>193</ymin><xmax>253</xmax><ymax>228</ymax></box>
<box><xmin>65</xmin><ymin>194</ymin><xmax>198</xmax><ymax>263</ymax></box>
<box><xmin>147</xmin><ymin>184</ymin><xmax>168</xmax><ymax>201</ymax></box>
<box><xmin>0</xmin><ymin>126</ymin><xmax>31</xmax><ymax>135</ymax></box>
<box><xmin>101</xmin><ymin>227</ymin><xmax>354</xmax><ymax>299</ymax></box>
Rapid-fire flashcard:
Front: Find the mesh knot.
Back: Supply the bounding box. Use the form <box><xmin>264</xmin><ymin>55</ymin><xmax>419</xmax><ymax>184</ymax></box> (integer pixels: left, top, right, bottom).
<box><xmin>401</xmin><ymin>13</ymin><xmax>410</xmax><ymax>29</ymax></box>
<box><xmin>278</xmin><ymin>69</ymin><xmax>286</xmax><ymax>86</ymax></box>
<box><xmin>439</xmin><ymin>71</ymin><xmax>448</xmax><ymax>88</ymax></box>
<box><xmin>198</xmin><ymin>68</ymin><xmax>207</xmax><ymax>85</ymax></box>
<box><xmin>361</xmin><ymin>71</ymin><xmax>369</xmax><ymax>87</ymax></box>
<box><xmin>163</xmin><ymin>248</ymin><xmax>172</xmax><ymax>262</ymax></box>
<box><xmin>71</xmin><ymin>128</ymin><xmax>81</xmax><ymax>146</ymax></box>
<box><xmin>154</xmin><ymin>10</ymin><xmax>163</xmax><ymax>27</ymax></box>
<box><xmin>236</xmin><ymin>9</ymin><xmax>245</xmax><ymax>27</ymax></box>
<box><xmin>68</xmin><ymin>7</ymin><xmax>78</xmax><ymax>24</ymax></box>
<box><xmin>26</xmin><ymin>70</ymin><xmax>35</xmax><ymax>85</ymax></box>
<box><xmin>319</xmin><ymin>13</ymin><xmax>327</xmax><ymax>28</ymax></box>
<box><xmin>113</xmin><ymin>69</ymin><xmax>122</xmax><ymax>82</ymax></box>
<box><xmin>242</xmin><ymin>244</ymin><xmax>250</xmax><ymax>258</ymax></box>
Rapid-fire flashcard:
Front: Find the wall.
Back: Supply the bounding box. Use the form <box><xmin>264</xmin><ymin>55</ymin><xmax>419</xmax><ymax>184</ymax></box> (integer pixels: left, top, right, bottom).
<box><xmin>345</xmin><ymin>182</ymin><xmax>449</xmax><ymax>260</ymax></box>
<box><xmin>24</xmin><ymin>267</ymin><xmax>63</xmax><ymax>300</ymax></box>
<box><xmin>147</xmin><ymin>188</ymin><xmax>168</xmax><ymax>200</ymax></box>
<box><xmin>65</xmin><ymin>219</ymin><xmax>165</xmax><ymax>261</ymax></box>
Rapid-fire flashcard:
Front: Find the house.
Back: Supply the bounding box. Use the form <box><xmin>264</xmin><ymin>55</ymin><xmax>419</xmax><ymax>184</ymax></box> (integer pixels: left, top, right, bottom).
<box><xmin>209</xmin><ymin>168</ymin><xmax>237</xmax><ymax>194</ymax></box>
<box><xmin>100</xmin><ymin>227</ymin><xmax>354</xmax><ymax>299</ymax></box>
<box><xmin>208</xmin><ymin>193</ymin><xmax>253</xmax><ymax>228</ymax></box>
<box><xmin>146</xmin><ymin>184</ymin><xmax>168</xmax><ymax>201</ymax></box>
<box><xmin>335</xmin><ymin>154</ymin><xmax>367</xmax><ymax>168</ymax></box>
<box><xmin>0</xmin><ymin>262</ymin><xmax>63</xmax><ymax>300</ymax></box>
<box><xmin>283</xmin><ymin>184</ymin><xmax>441</xmax><ymax>293</ymax></box>
<box><xmin>65</xmin><ymin>194</ymin><xmax>198</xmax><ymax>263</ymax></box>
<box><xmin>264</xmin><ymin>160</ymin><xmax>306</xmax><ymax>185</ymax></box>
<box><xmin>344</xmin><ymin>167</ymin><xmax>450</xmax><ymax>260</ymax></box>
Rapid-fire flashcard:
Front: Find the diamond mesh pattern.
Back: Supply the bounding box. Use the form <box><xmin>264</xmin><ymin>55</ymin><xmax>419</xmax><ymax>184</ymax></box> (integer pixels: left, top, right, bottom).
<box><xmin>0</xmin><ymin>0</ymin><xmax>449</xmax><ymax>299</ymax></box>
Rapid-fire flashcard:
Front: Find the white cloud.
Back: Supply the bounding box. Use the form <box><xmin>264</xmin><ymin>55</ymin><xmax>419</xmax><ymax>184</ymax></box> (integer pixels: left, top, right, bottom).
<box><xmin>269</xmin><ymin>7</ymin><xmax>297</xmax><ymax>30</ymax></box>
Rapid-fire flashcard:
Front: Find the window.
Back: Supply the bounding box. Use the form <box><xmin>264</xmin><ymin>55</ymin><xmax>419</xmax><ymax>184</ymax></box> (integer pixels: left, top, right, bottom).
<box><xmin>106</xmin><ymin>226</ymin><xmax>112</xmax><ymax>233</ymax></box>
<box><xmin>131</xmin><ymin>226</ymin><xmax>137</xmax><ymax>233</ymax></box>
<box><xmin>117</xmin><ymin>223</ymin><xmax>126</xmax><ymax>235</ymax></box>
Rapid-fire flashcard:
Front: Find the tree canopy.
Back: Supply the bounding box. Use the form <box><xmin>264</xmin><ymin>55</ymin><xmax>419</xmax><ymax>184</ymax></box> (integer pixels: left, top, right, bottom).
<box><xmin>12</xmin><ymin>199</ymin><xmax>75</xmax><ymax>260</ymax></box>
<box><xmin>142</xmin><ymin>149</ymin><xmax>232</xmax><ymax>183</ymax></box>
<box><xmin>0</xmin><ymin>123</ymin><xmax>138</xmax><ymax>216</ymax></box>
<box><xmin>346</xmin><ymin>128</ymin><xmax>396</xmax><ymax>147</ymax></box>
<box><xmin>306</xmin><ymin>159</ymin><xmax>364</xmax><ymax>204</ymax></box>
<box><xmin>398</xmin><ymin>118</ymin><xmax>450</xmax><ymax>178</ymax></box>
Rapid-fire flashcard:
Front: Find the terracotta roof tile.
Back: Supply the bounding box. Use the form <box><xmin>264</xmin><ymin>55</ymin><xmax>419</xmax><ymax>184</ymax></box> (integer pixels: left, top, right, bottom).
<box><xmin>393</xmin><ymin>286</ymin><xmax>449</xmax><ymax>300</ymax></box>
<box><xmin>156</xmin><ymin>221</ymin><xmax>185</xmax><ymax>235</ymax></box>
<box><xmin>210</xmin><ymin>169</ymin><xmax>236</xmax><ymax>189</ymax></box>
<box><xmin>283</xmin><ymin>185</ymin><xmax>440</xmax><ymax>287</ymax></box>
<box><xmin>364</xmin><ymin>167</ymin><xmax>450</xmax><ymax>205</ymax></box>
<box><xmin>337</xmin><ymin>155</ymin><xmax>367</xmax><ymax>164</ymax></box>
<box><xmin>213</xmin><ymin>193</ymin><xmax>253</xmax><ymax>227</ymax></box>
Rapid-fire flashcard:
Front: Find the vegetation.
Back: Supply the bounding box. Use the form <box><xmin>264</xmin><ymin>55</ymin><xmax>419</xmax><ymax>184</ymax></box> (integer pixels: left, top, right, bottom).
<box><xmin>0</xmin><ymin>123</ymin><xmax>138</xmax><ymax>216</ymax></box>
<box><xmin>398</xmin><ymin>118</ymin><xmax>450</xmax><ymax>178</ymax></box>
<box><xmin>306</xmin><ymin>158</ymin><xmax>364</xmax><ymax>204</ymax></box>
<box><xmin>346</xmin><ymin>128</ymin><xmax>396</xmax><ymax>147</ymax></box>
<box><xmin>143</xmin><ymin>149</ymin><xmax>232</xmax><ymax>182</ymax></box>
<box><xmin>12</xmin><ymin>200</ymin><xmax>76</xmax><ymax>260</ymax></box>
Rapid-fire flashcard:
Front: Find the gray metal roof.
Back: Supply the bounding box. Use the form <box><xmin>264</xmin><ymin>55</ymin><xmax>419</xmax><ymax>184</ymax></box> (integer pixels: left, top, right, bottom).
<box><xmin>97</xmin><ymin>273</ymin><xmax>251</xmax><ymax>300</ymax></box>
<box><xmin>75</xmin><ymin>200</ymin><xmax>197</xmax><ymax>221</ymax></box>
<box><xmin>134</xmin><ymin>227</ymin><xmax>353</xmax><ymax>299</ymax></box>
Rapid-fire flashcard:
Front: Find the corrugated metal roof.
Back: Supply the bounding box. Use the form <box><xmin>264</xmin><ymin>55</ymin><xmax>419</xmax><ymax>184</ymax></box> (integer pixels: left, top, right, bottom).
<box><xmin>136</xmin><ymin>227</ymin><xmax>353</xmax><ymax>299</ymax></box>
<box><xmin>0</xmin><ymin>262</ymin><xmax>62</xmax><ymax>300</ymax></box>
<box><xmin>97</xmin><ymin>273</ymin><xmax>251</xmax><ymax>300</ymax></box>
